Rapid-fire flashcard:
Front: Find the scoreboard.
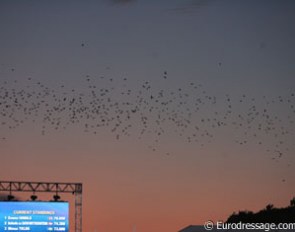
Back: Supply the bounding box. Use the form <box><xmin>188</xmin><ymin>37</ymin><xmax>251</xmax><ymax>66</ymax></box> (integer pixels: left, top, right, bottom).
<box><xmin>0</xmin><ymin>202</ymin><xmax>69</xmax><ymax>231</ymax></box>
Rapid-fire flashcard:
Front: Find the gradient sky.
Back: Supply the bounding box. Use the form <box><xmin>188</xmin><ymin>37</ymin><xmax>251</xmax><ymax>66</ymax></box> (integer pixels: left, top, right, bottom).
<box><xmin>0</xmin><ymin>0</ymin><xmax>295</xmax><ymax>232</ymax></box>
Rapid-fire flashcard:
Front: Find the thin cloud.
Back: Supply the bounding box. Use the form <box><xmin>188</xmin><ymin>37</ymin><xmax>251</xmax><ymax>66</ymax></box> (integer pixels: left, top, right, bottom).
<box><xmin>169</xmin><ymin>0</ymin><xmax>213</xmax><ymax>14</ymax></box>
<box><xmin>109</xmin><ymin>0</ymin><xmax>136</xmax><ymax>5</ymax></box>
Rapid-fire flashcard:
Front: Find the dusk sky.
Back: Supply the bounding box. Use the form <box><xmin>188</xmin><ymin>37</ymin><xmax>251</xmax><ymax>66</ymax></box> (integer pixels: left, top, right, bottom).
<box><xmin>0</xmin><ymin>0</ymin><xmax>295</xmax><ymax>231</ymax></box>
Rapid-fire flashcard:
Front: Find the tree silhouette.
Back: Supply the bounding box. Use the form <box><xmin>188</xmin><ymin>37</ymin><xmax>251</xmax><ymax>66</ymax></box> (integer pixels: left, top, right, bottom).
<box><xmin>265</xmin><ymin>204</ymin><xmax>274</xmax><ymax>211</ymax></box>
<box><xmin>227</xmin><ymin>197</ymin><xmax>295</xmax><ymax>223</ymax></box>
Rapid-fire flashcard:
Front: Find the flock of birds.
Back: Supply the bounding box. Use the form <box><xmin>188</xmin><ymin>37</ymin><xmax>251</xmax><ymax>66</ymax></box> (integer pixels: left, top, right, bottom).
<box><xmin>0</xmin><ymin>70</ymin><xmax>294</xmax><ymax>167</ymax></box>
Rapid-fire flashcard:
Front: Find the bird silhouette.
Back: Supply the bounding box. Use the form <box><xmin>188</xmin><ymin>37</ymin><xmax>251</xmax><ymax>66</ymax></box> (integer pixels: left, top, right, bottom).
<box><xmin>0</xmin><ymin>72</ymin><xmax>294</xmax><ymax>168</ymax></box>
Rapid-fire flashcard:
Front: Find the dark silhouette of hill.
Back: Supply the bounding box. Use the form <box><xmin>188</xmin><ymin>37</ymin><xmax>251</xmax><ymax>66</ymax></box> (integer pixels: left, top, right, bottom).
<box><xmin>227</xmin><ymin>197</ymin><xmax>295</xmax><ymax>223</ymax></box>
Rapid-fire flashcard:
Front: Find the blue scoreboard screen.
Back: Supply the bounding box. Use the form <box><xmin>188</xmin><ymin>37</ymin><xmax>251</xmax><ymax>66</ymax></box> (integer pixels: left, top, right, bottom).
<box><xmin>0</xmin><ymin>202</ymin><xmax>69</xmax><ymax>231</ymax></box>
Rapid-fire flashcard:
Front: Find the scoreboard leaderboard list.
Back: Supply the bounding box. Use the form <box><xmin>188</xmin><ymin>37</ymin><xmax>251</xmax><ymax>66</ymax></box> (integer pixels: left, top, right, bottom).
<box><xmin>0</xmin><ymin>202</ymin><xmax>69</xmax><ymax>231</ymax></box>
